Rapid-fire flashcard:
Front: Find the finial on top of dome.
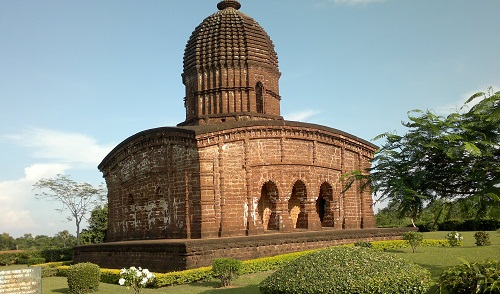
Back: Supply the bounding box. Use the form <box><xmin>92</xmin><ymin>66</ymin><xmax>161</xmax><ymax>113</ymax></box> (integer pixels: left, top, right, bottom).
<box><xmin>217</xmin><ymin>0</ymin><xmax>241</xmax><ymax>10</ymax></box>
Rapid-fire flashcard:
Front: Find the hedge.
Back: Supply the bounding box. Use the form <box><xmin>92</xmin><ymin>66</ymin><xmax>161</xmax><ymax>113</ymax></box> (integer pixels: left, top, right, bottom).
<box><xmin>0</xmin><ymin>248</ymin><xmax>72</xmax><ymax>265</ymax></box>
<box><xmin>370</xmin><ymin>239</ymin><xmax>448</xmax><ymax>251</ymax></box>
<box><xmin>31</xmin><ymin>239</ymin><xmax>448</xmax><ymax>288</ymax></box>
<box><xmin>438</xmin><ymin>219</ymin><xmax>500</xmax><ymax>231</ymax></box>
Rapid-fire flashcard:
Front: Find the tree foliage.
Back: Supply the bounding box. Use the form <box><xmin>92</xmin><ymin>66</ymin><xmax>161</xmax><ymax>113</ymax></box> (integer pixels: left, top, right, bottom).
<box><xmin>0</xmin><ymin>231</ymin><xmax>77</xmax><ymax>251</ymax></box>
<box><xmin>81</xmin><ymin>204</ymin><xmax>108</xmax><ymax>244</ymax></box>
<box><xmin>345</xmin><ymin>88</ymin><xmax>500</xmax><ymax>220</ymax></box>
<box><xmin>33</xmin><ymin>174</ymin><xmax>106</xmax><ymax>245</ymax></box>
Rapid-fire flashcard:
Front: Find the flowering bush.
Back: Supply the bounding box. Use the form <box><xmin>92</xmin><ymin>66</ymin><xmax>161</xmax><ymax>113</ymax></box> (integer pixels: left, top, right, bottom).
<box><xmin>446</xmin><ymin>231</ymin><xmax>463</xmax><ymax>246</ymax></box>
<box><xmin>118</xmin><ymin>267</ymin><xmax>155</xmax><ymax>294</ymax></box>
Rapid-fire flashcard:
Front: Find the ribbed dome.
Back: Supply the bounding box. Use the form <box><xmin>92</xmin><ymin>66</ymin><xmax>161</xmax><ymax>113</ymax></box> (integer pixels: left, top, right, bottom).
<box><xmin>180</xmin><ymin>0</ymin><xmax>282</xmax><ymax>126</ymax></box>
<box><xmin>183</xmin><ymin>1</ymin><xmax>279</xmax><ymax>76</ymax></box>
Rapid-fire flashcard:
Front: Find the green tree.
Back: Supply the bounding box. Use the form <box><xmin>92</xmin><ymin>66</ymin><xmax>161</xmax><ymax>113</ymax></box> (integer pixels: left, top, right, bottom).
<box><xmin>0</xmin><ymin>233</ymin><xmax>16</xmax><ymax>250</ymax></box>
<box><xmin>54</xmin><ymin>230</ymin><xmax>76</xmax><ymax>247</ymax></box>
<box><xmin>33</xmin><ymin>174</ymin><xmax>106</xmax><ymax>245</ymax></box>
<box><xmin>344</xmin><ymin>88</ymin><xmax>500</xmax><ymax>221</ymax></box>
<box><xmin>80</xmin><ymin>204</ymin><xmax>108</xmax><ymax>244</ymax></box>
<box><xmin>16</xmin><ymin>233</ymin><xmax>36</xmax><ymax>250</ymax></box>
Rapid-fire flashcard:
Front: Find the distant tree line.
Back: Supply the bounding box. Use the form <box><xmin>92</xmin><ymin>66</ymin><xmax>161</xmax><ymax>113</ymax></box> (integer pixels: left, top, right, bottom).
<box><xmin>0</xmin><ymin>204</ymin><xmax>108</xmax><ymax>251</ymax></box>
<box><xmin>376</xmin><ymin>198</ymin><xmax>500</xmax><ymax>231</ymax></box>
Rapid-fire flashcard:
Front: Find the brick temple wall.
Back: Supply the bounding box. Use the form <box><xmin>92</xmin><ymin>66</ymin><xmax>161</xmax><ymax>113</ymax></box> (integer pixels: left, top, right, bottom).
<box><xmin>98</xmin><ymin>121</ymin><xmax>376</xmax><ymax>242</ymax></box>
<box><xmin>194</xmin><ymin>122</ymin><xmax>377</xmax><ymax>239</ymax></box>
<box><xmin>99</xmin><ymin>128</ymin><xmax>202</xmax><ymax>241</ymax></box>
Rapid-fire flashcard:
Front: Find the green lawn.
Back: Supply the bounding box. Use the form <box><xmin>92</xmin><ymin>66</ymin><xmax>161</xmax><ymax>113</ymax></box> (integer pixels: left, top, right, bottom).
<box><xmin>3</xmin><ymin>230</ymin><xmax>499</xmax><ymax>293</ymax></box>
<box><xmin>40</xmin><ymin>271</ymin><xmax>271</xmax><ymax>294</ymax></box>
<box><xmin>392</xmin><ymin>231</ymin><xmax>500</xmax><ymax>280</ymax></box>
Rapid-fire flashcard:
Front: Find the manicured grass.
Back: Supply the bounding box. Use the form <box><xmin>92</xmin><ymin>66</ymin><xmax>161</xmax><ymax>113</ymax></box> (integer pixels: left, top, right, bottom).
<box><xmin>40</xmin><ymin>271</ymin><xmax>271</xmax><ymax>293</ymax></box>
<box><xmin>5</xmin><ymin>230</ymin><xmax>499</xmax><ymax>293</ymax></box>
<box><xmin>392</xmin><ymin>231</ymin><xmax>500</xmax><ymax>280</ymax></box>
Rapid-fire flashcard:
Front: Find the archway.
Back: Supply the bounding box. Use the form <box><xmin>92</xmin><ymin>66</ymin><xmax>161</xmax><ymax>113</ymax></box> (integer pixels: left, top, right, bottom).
<box><xmin>317</xmin><ymin>182</ymin><xmax>334</xmax><ymax>227</ymax></box>
<box><xmin>288</xmin><ymin>180</ymin><xmax>307</xmax><ymax>229</ymax></box>
<box><xmin>258</xmin><ymin>181</ymin><xmax>278</xmax><ymax>230</ymax></box>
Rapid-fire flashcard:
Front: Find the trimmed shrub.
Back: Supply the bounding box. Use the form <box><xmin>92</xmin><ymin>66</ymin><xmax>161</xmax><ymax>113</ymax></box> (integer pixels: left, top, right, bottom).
<box><xmin>438</xmin><ymin>219</ymin><xmax>500</xmax><ymax>231</ymax></box>
<box><xmin>0</xmin><ymin>252</ymin><xmax>18</xmax><ymax>265</ymax></box>
<box><xmin>403</xmin><ymin>231</ymin><xmax>423</xmax><ymax>253</ymax></box>
<box><xmin>153</xmin><ymin>267</ymin><xmax>212</xmax><ymax>288</ymax></box>
<box><xmin>259</xmin><ymin>246</ymin><xmax>431</xmax><ymax>294</ymax></box>
<box><xmin>67</xmin><ymin>262</ymin><xmax>100</xmax><ymax>294</ymax></box>
<box><xmin>370</xmin><ymin>239</ymin><xmax>448</xmax><ymax>251</ymax></box>
<box><xmin>41</xmin><ymin>247</ymin><xmax>73</xmax><ymax>262</ymax></box>
<box><xmin>439</xmin><ymin>260</ymin><xmax>500</xmax><ymax>294</ymax></box>
<box><xmin>35</xmin><ymin>261</ymin><xmax>72</xmax><ymax>277</ymax></box>
<box><xmin>474</xmin><ymin>231</ymin><xmax>491</xmax><ymax>246</ymax></box>
<box><xmin>27</xmin><ymin>257</ymin><xmax>46</xmax><ymax>266</ymax></box>
<box><xmin>211</xmin><ymin>258</ymin><xmax>242</xmax><ymax>287</ymax></box>
<box><xmin>240</xmin><ymin>249</ymin><xmax>315</xmax><ymax>274</ymax></box>
<box><xmin>354</xmin><ymin>241</ymin><xmax>373</xmax><ymax>248</ymax></box>
<box><xmin>16</xmin><ymin>250</ymin><xmax>42</xmax><ymax>264</ymax></box>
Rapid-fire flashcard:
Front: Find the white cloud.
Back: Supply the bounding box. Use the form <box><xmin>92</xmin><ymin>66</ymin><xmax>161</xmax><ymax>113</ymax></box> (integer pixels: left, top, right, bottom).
<box><xmin>0</xmin><ymin>164</ymin><xmax>67</xmax><ymax>235</ymax></box>
<box><xmin>0</xmin><ymin>128</ymin><xmax>113</xmax><ymax>237</ymax></box>
<box><xmin>6</xmin><ymin>128</ymin><xmax>113</xmax><ymax>168</ymax></box>
<box><xmin>285</xmin><ymin>110</ymin><xmax>321</xmax><ymax>122</ymax></box>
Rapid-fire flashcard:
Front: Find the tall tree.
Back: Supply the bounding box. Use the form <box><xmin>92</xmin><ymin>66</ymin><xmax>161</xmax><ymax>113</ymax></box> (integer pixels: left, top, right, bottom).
<box><xmin>344</xmin><ymin>88</ymin><xmax>500</xmax><ymax>220</ymax></box>
<box><xmin>33</xmin><ymin>174</ymin><xmax>106</xmax><ymax>245</ymax></box>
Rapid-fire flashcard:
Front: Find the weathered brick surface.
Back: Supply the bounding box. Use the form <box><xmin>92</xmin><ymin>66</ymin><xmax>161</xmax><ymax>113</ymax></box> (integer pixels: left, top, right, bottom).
<box><xmin>98</xmin><ymin>121</ymin><xmax>377</xmax><ymax>242</ymax></box>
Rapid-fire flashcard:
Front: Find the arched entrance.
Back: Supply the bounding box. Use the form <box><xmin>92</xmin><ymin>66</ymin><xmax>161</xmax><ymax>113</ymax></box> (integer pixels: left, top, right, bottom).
<box><xmin>288</xmin><ymin>180</ymin><xmax>307</xmax><ymax>229</ymax></box>
<box><xmin>258</xmin><ymin>181</ymin><xmax>279</xmax><ymax>230</ymax></box>
<box><xmin>317</xmin><ymin>182</ymin><xmax>334</xmax><ymax>227</ymax></box>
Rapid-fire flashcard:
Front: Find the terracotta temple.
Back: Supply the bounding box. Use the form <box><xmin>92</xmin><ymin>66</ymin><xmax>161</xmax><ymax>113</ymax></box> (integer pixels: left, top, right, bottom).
<box><xmin>74</xmin><ymin>0</ymin><xmax>406</xmax><ymax>272</ymax></box>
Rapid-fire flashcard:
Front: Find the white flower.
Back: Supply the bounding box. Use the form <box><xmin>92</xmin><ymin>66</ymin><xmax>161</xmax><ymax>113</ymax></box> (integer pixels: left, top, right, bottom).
<box><xmin>141</xmin><ymin>277</ymin><xmax>148</xmax><ymax>285</ymax></box>
<box><xmin>118</xmin><ymin>278</ymin><xmax>126</xmax><ymax>286</ymax></box>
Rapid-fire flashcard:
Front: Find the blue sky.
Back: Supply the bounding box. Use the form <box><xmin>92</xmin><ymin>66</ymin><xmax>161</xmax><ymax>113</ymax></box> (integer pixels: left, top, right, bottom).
<box><xmin>1</xmin><ymin>0</ymin><xmax>499</xmax><ymax>238</ymax></box>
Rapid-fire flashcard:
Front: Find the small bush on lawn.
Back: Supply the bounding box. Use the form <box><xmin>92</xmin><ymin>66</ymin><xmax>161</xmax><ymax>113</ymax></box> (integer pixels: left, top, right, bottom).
<box><xmin>67</xmin><ymin>262</ymin><xmax>100</xmax><ymax>294</ymax></box>
<box><xmin>439</xmin><ymin>260</ymin><xmax>500</xmax><ymax>294</ymax></box>
<box><xmin>474</xmin><ymin>231</ymin><xmax>491</xmax><ymax>246</ymax></box>
<box><xmin>259</xmin><ymin>246</ymin><xmax>431</xmax><ymax>294</ymax></box>
<box><xmin>211</xmin><ymin>258</ymin><xmax>242</xmax><ymax>287</ymax></box>
<box><xmin>403</xmin><ymin>231</ymin><xmax>423</xmax><ymax>253</ymax></box>
<box><xmin>446</xmin><ymin>231</ymin><xmax>463</xmax><ymax>246</ymax></box>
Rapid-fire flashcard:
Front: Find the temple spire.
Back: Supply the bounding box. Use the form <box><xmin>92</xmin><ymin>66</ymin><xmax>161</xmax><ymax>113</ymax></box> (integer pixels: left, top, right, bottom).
<box><xmin>217</xmin><ymin>0</ymin><xmax>241</xmax><ymax>10</ymax></box>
